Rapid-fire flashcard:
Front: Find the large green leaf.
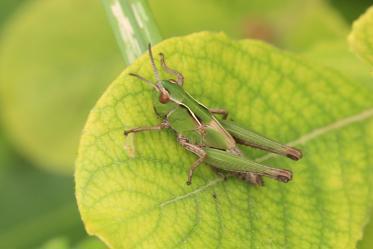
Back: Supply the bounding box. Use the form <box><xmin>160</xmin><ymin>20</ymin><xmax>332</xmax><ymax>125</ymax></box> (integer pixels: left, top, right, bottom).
<box><xmin>302</xmin><ymin>40</ymin><xmax>373</xmax><ymax>249</ymax></box>
<box><xmin>76</xmin><ymin>32</ymin><xmax>373</xmax><ymax>248</ymax></box>
<box><xmin>348</xmin><ymin>6</ymin><xmax>373</xmax><ymax>67</ymax></box>
<box><xmin>0</xmin><ymin>0</ymin><xmax>123</xmax><ymax>174</ymax></box>
<box><xmin>298</xmin><ymin>32</ymin><xmax>373</xmax><ymax>248</ymax></box>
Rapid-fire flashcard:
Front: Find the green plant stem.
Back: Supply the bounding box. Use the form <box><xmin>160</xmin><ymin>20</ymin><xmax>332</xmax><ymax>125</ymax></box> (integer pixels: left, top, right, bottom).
<box><xmin>102</xmin><ymin>0</ymin><xmax>162</xmax><ymax>65</ymax></box>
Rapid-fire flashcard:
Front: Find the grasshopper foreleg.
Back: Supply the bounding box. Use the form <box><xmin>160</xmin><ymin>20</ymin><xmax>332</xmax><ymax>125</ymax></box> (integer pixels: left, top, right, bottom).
<box><xmin>177</xmin><ymin>135</ymin><xmax>207</xmax><ymax>185</ymax></box>
<box><xmin>209</xmin><ymin>108</ymin><xmax>229</xmax><ymax>120</ymax></box>
<box><xmin>159</xmin><ymin>53</ymin><xmax>184</xmax><ymax>86</ymax></box>
<box><xmin>124</xmin><ymin>120</ymin><xmax>170</xmax><ymax>136</ymax></box>
<box><xmin>186</xmin><ymin>155</ymin><xmax>207</xmax><ymax>185</ymax></box>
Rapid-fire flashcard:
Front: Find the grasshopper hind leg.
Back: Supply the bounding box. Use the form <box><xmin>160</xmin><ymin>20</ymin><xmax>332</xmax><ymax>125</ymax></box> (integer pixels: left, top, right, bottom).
<box><xmin>177</xmin><ymin>134</ymin><xmax>264</xmax><ymax>186</ymax></box>
<box><xmin>177</xmin><ymin>135</ymin><xmax>207</xmax><ymax>185</ymax></box>
<box><xmin>186</xmin><ymin>154</ymin><xmax>207</xmax><ymax>185</ymax></box>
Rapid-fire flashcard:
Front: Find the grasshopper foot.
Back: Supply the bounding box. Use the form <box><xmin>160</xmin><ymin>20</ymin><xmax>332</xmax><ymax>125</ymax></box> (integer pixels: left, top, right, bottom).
<box><xmin>285</xmin><ymin>147</ymin><xmax>303</xmax><ymax>161</ymax></box>
<box><xmin>275</xmin><ymin>170</ymin><xmax>293</xmax><ymax>183</ymax></box>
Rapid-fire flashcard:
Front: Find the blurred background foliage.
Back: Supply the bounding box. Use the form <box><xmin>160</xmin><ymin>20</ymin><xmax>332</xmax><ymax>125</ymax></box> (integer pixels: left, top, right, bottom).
<box><xmin>0</xmin><ymin>0</ymin><xmax>25</xmax><ymax>30</ymax></box>
<box><xmin>150</xmin><ymin>0</ymin><xmax>349</xmax><ymax>50</ymax></box>
<box><xmin>0</xmin><ymin>0</ymin><xmax>372</xmax><ymax>248</ymax></box>
<box><xmin>0</xmin><ymin>0</ymin><xmax>124</xmax><ymax>174</ymax></box>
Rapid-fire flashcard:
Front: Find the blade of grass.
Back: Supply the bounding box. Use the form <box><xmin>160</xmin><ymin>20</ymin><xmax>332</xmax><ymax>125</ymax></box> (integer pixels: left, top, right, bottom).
<box><xmin>101</xmin><ymin>0</ymin><xmax>162</xmax><ymax>65</ymax></box>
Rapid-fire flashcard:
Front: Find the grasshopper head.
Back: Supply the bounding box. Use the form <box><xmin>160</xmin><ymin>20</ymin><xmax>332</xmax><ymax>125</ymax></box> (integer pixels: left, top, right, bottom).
<box><xmin>157</xmin><ymin>80</ymin><xmax>172</xmax><ymax>104</ymax></box>
<box><xmin>158</xmin><ymin>79</ymin><xmax>187</xmax><ymax>104</ymax></box>
<box><xmin>129</xmin><ymin>44</ymin><xmax>183</xmax><ymax>105</ymax></box>
<box><xmin>126</xmin><ymin>75</ymin><xmax>175</xmax><ymax>104</ymax></box>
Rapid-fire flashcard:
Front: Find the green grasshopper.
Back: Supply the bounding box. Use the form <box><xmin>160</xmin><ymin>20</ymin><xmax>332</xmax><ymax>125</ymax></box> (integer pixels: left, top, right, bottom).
<box><xmin>125</xmin><ymin>45</ymin><xmax>302</xmax><ymax>186</ymax></box>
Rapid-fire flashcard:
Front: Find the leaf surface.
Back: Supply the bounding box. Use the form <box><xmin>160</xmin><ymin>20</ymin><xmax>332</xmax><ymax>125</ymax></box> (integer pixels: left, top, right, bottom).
<box><xmin>301</xmin><ymin>39</ymin><xmax>373</xmax><ymax>249</ymax></box>
<box><xmin>76</xmin><ymin>32</ymin><xmax>373</xmax><ymax>249</ymax></box>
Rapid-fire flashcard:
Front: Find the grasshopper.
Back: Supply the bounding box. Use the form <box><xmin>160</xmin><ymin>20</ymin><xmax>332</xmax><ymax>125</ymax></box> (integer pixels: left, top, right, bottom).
<box><xmin>124</xmin><ymin>45</ymin><xmax>302</xmax><ymax>186</ymax></box>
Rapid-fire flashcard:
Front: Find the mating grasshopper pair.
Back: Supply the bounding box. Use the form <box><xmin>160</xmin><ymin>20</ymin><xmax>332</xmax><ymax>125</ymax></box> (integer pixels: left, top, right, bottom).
<box><xmin>124</xmin><ymin>45</ymin><xmax>302</xmax><ymax>186</ymax></box>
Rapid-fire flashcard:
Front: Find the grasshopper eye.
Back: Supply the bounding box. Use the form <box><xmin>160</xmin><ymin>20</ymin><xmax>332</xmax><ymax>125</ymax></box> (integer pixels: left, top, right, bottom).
<box><xmin>159</xmin><ymin>89</ymin><xmax>170</xmax><ymax>104</ymax></box>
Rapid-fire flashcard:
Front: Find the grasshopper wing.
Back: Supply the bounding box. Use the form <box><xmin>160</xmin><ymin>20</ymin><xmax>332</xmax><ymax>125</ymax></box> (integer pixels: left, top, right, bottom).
<box><xmin>221</xmin><ymin>120</ymin><xmax>302</xmax><ymax>160</ymax></box>
<box><xmin>204</xmin><ymin>147</ymin><xmax>292</xmax><ymax>183</ymax></box>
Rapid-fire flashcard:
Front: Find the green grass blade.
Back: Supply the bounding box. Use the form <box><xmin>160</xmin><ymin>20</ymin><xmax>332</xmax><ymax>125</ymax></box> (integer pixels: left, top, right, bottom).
<box><xmin>101</xmin><ymin>0</ymin><xmax>162</xmax><ymax>65</ymax></box>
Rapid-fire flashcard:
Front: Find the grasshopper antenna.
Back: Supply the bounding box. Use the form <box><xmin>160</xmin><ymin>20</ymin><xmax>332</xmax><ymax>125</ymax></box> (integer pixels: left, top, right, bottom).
<box><xmin>128</xmin><ymin>73</ymin><xmax>158</xmax><ymax>91</ymax></box>
<box><xmin>148</xmin><ymin>43</ymin><xmax>161</xmax><ymax>83</ymax></box>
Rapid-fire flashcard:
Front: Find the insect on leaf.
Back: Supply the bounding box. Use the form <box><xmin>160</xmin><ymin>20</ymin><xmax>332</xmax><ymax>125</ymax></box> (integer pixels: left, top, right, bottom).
<box><xmin>75</xmin><ymin>32</ymin><xmax>373</xmax><ymax>249</ymax></box>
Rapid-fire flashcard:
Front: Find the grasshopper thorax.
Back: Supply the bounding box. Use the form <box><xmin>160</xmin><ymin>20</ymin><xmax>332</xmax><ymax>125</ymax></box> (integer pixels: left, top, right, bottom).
<box><xmin>129</xmin><ymin>44</ymin><xmax>187</xmax><ymax>115</ymax></box>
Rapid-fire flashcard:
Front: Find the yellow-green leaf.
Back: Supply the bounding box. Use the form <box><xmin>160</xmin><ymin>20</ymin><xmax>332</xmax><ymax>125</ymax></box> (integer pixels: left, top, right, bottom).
<box><xmin>348</xmin><ymin>6</ymin><xmax>373</xmax><ymax>66</ymax></box>
<box><xmin>302</xmin><ymin>39</ymin><xmax>373</xmax><ymax>249</ymax></box>
<box><xmin>76</xmin><ymin>32</ymin><xmax>373</xmax><ymax>249</ymax></box>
